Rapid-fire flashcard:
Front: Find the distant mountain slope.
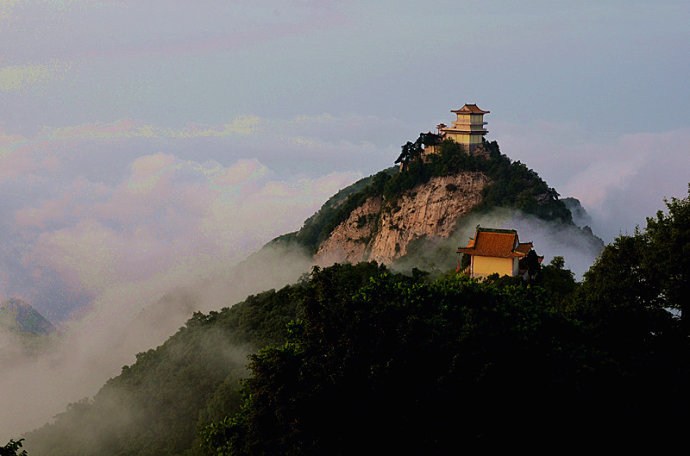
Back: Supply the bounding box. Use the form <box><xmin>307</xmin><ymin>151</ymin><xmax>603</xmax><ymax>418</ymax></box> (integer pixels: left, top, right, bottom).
<box><xmin>562</xmin><ymin>196</ymin><xmax>594</xmax><ymax>228</ymax></box>
<box><xmin>24</xmin><ymin>266</ymin><xmax>339</xmax><ymax>456</ymax></box>
<box><xmin>268</xmin><ymin>166</ymin><xmax>398</xmax><ymax>251</ymax></box>
<box><xmin>0</xmin><ymin>299</ymin><xmax>55</xmax><ymax>336</ymax></box>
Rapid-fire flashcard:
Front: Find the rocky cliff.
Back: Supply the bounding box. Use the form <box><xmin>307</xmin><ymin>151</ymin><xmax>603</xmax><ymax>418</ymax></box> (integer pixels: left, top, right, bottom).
<box><xmin>315</xmin><ymin>171</ymin><xmax>491</xmax><ymax>264</ymax></box>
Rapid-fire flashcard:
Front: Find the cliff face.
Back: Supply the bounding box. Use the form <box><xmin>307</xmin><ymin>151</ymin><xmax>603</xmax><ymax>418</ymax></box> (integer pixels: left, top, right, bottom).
<box><xmin>315</xmin><ymin>171</ymin><xmax>491</xmax><ymax>265</ymax></box>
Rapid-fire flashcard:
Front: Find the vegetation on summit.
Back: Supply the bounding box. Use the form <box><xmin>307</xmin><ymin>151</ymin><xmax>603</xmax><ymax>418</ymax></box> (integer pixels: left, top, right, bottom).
<box><xmin>280</xmin><ymin>137</ymin><xmax>573</xmax><ymax>255</ymax></box>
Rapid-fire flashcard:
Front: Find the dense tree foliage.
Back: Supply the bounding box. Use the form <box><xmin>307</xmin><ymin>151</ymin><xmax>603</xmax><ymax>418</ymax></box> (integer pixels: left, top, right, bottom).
<box><xmin>25</xmin><ymin>284</ymin><xmax>307</xmax><ymax>456</ymax></box>
<box><xmin>197</xmin><ymin>189</ymin><xmax>690</xmax><ymax>453</ymax></box>
<box><xmin>201</xmin><ymin>267</ymin><xmax>599</xmax><ymax>454</ymax></box>
<box><xmin>0</xmin><ymin>440</ymin><xmax>28</xmax><ymax>456</ymax></box>
<box><xmin>533</xmin><ymin>255</ymin><xmax>577</xmax><ymax>305</ymax></box>
<box><xmin>573</xmin><ymin>185</ymin><xmax>690</xmax><ymax>334</ymax></box>
<box><xmin>200</xmin><ymin>251</ymin><xmax>689</xmax><ymax>453</ymax></box>
<box><xmin>643</xmin><ymin>184</ymin><xmax>690</xmax><ymax>329</ymax></box>
<box><xmin>394</xmin><ymin>132</ymin><xmax>440</xmax><ymax>169</ymax></box>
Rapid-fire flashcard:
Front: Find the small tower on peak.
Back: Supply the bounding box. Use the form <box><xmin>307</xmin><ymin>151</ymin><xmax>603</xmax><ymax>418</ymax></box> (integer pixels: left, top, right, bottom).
<box><xmin>441</xmin><ymin>104</ymin><xmax>489</xmax><ymax>154</ymax></box>
<box><xmin>422</xmin><ymin>104</ymin><xmax>490</xmax><ymax>157</ymax></box>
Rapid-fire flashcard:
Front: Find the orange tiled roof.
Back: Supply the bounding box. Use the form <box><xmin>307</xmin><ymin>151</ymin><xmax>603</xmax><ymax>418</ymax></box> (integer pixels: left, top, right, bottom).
<box><xmin>451</xmin><ymin>104</ymin><xmax>490</xmax><ymax>114</ymax></box>
<box><xmin>457</xmin><ymin>228</ymin><xmax>526</xmax><ymax>258</ymax></box>
<box><xmin>515</xmin><ymin>242</ymin><xmax>533</xmax><ymax>255</ymax></box>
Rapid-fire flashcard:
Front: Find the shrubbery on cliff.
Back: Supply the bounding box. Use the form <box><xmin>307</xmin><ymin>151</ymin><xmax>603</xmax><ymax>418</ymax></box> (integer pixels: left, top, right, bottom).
<box><xmin>283</xmin><ymin>138</ymin><xmax>572</xmax><ymax>254</ymax></box>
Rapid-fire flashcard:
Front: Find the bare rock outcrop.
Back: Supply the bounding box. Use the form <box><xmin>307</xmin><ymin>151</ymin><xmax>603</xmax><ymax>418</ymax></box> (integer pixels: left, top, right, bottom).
<box><xmin>315</xmin><ymin>171</ymin><xmax>490</xmax><ymax>265</ymax></box>
<box><xmin>314</xmin><ymin>197</ymin><xmax>382</xmax><ymax>265</ymax></box>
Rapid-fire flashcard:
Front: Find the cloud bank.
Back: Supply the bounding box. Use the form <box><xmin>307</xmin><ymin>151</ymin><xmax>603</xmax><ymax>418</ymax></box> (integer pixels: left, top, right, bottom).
<box><xmin>494</xmin><ymin>122</ymin><xmax>690</xmax><ymax>242</ymax></box>
<box><xmin>0</xmin><ymin>146</ymin><xmax>359</xmax><ymax>439</ymax></box>
<box><xmin>2</xmin><ymin>145</ymin><xmax>359</xmax><ymax>314</ymax></box>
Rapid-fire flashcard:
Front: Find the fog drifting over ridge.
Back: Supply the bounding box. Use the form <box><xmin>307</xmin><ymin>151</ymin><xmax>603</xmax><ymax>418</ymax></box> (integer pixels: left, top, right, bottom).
<box><xmin>0</xmin><ymin>151</ymin><xmax>359</xmax><ymax>439</ymax></box>
<box><xmin>494</xmin><ymin>123</ymin><xmax>690</xmax><ymax>243</ymax></box>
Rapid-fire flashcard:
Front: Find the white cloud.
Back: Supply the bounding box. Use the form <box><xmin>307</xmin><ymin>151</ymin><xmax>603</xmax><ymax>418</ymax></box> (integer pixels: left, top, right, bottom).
<box><xmin>19</xmin><ymin>153</ymin><xmax>359</xmax><ymax>295</ymax></box>
<box><xmin>0</xmin><ymin>60</ymin><xmax>72</xmax><ymax>92</ymax></box>
<box><xmin>0</xmin><ymin>151</ymin><xmax>360</xmax><ymax>438</ymax></box>
<box><xmin>494</xmin><ymin>121</ymin><xmax>690</xmax><ymax>242</ymax></box>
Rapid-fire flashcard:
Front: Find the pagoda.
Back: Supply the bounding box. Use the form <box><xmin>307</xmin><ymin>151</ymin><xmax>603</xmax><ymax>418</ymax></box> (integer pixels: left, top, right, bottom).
<box><xmin>424</xmin><ymin>104</ymin><xmax>490</xmax><ymax>156</ymax></box>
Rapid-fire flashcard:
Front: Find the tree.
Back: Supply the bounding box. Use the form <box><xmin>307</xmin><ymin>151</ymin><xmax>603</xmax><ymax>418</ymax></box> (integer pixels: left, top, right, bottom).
<box><xmin>523</xmin><ymin>249</ymin><xmax>543</xmax><ymax>280</ymax></box>
<box><xmin>534</xmin><ymin>255</ymin><xmax>576</xmax><ymax>304</ymax></box>
<box><xmin>574</xmin><ymin>233</ymin><xmax>668</xmax><ymax>342</ymax></box>
<box><xmin>201</xmin><ymin>265</ymin><xmax>613</xmax><ymax>454</ymax></box>
<box><xmin>574</xmin><ymin>186</ymin><xmax>690</xmax><ymax>336</ymax></box>
<box><xmin>642</xmin><ymin>184</ymin><xmax>690</xmax><ymax>332</ymax></box>
<box><xmin>394</xmin><ymin>133</ymin><xmax>440</xmax><ymax>169</ymax></box>
<box><xmin>571</xmin><ymin>228</ymin><xmax>690</xmax><ymax>438</ymax></box>
<box><xmin>394</xmin><ymin>140</ymin><xmax>422</xmax><ymax>169</ymax></box>
<box><xmin>0</xmin><ymin>439</ymin><xmax>28</xmax><ymax>456</ymax></box>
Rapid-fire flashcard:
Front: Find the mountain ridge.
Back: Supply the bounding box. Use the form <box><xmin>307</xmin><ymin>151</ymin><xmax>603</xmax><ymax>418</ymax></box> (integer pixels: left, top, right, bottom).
<box><xmin>269</xmin><ymin>138</ymin><xmax>603</xmax><ymax>269</ymax></box>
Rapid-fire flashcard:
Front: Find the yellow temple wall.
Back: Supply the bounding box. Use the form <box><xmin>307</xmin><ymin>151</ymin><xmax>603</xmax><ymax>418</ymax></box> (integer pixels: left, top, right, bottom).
<box><xmin>472</xmin><ymin>256</ymin><xmax>515</xmax><ymax>277</ymax></box>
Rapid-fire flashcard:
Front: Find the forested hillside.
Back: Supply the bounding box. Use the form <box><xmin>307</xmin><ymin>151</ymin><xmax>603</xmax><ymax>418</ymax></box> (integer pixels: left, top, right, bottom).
<box><xmin>275</xmin><ymin>139</ymin><xmax>579</xmax><ymax>256</ymax></box>
<box><xmin>21</xmin><ymin>185</ymin><xmax>690</xmax><ymax>454</ymax></box>
<box><xmin>24</xmin><ymin>283</ymin><xmax>307</xmax><ymax>456</ymax></box>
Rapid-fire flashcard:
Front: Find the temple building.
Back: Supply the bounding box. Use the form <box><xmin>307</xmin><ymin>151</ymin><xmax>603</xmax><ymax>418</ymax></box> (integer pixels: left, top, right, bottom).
<box><xmin>424</xmin><ymin>104</ymin><xmax>490</xmax><ymax>156</ymax></box>
<box><xmin>457</xmin><ymin>228</ymin><xmax>543</xmax><ymax>279</ymax></box>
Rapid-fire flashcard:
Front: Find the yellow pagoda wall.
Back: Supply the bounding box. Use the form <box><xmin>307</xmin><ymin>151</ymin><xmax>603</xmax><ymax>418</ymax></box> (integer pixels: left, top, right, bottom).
<box><xmin>471</xmin><ymin>255</ymin><xmax>515</xmax><ymax>278</ymax></box>
<box><xmin>469</xmin><ymin>114</ymin><xmax>484</xmax><ymax>124</ymax></box>
<box><xmin>454</xmin><ymin>114</ymin><xmax>484</xmax><ymax>128</ymax></box>
<box><xmin>445</xmin><ymin>133</ymin><xmax>483</xmax><ymax>145</ymax></box>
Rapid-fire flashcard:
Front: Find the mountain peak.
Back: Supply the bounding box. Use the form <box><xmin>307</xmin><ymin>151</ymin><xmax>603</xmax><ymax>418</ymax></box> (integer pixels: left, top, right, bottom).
<box><xmin>0</xmin><ymin>299</ymin><xmax>56</xmax><ymax>336</ymax></box>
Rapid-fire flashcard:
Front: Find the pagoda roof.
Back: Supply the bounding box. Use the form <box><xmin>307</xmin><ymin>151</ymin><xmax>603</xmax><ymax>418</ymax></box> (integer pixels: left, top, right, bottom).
<box><xmin>457</xmin><ymin>228</ymin><xmax>527</xmax><ymax>258</ymax></box>
<box><xmin>515</xmin><ymin>242</ymin><xmax>533</xmax><ymax>255</ymax></box>
<box><xmin>451</xmin><ymin>104</ymin><xmax>490</xmax><ymax>114</ymax></box>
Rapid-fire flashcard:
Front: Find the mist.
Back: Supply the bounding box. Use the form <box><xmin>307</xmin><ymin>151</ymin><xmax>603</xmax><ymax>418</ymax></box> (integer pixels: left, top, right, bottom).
<box><xmin>393</xmin><ymin>207</ymin><xmax>604</xmax><ymax>280</ymax></box>
<box><xmin>0</xmin><ymin>241</ymin><xmax>320</xmax><ymax>441</ymax></box>
<box><xmin>0</xmin><ymin>154</ymin><xmax>358</xmax><ymax>440</ymax></box>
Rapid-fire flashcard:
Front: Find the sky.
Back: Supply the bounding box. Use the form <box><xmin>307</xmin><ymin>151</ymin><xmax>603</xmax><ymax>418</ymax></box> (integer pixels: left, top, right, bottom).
<box><xmin>1</xmin><ymin>0</ymin><xmax>689</xmax><ymax>322</ymax></box>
